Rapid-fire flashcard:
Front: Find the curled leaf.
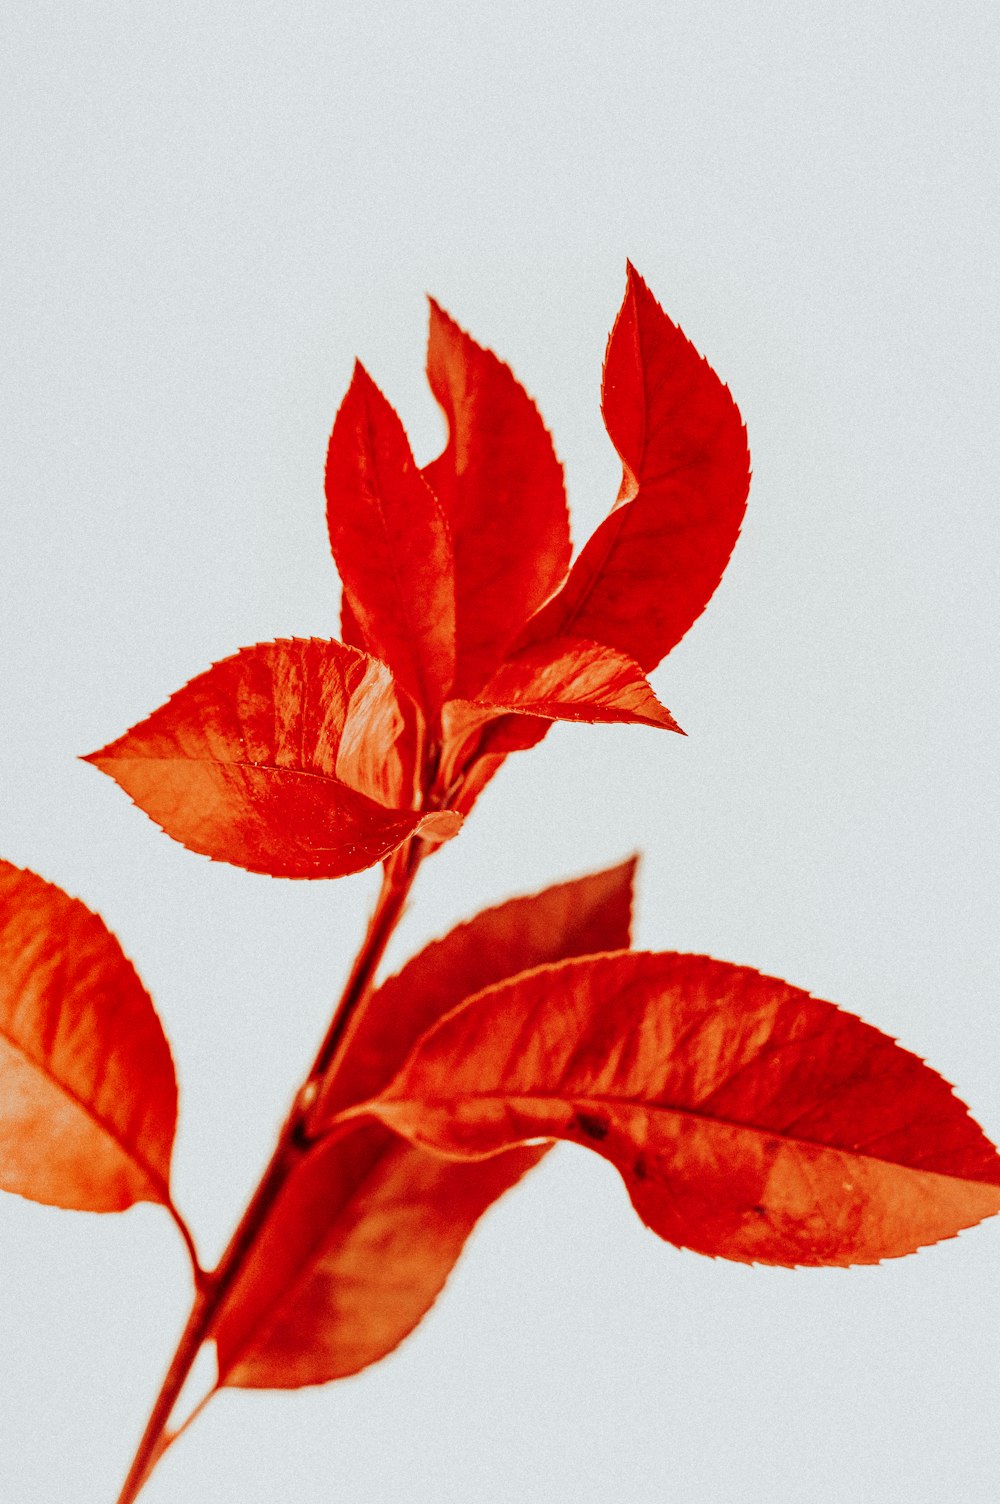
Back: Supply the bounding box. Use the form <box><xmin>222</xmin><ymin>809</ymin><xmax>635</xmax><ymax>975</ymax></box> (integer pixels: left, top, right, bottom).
<box><xmin>0</xmin><ymin>861</ymin><xmax>177</xmax><ymax>1212</ymax></box>
<box><xmin>85</xmin><ymin>638</ymin><xmax>444</xmax><ymax>879</ymax></box>
<box><xmin>365</xmin><ymin>951</ymin><xmax>1000</xmax><ymax>1267</ymax></box>
<box><xmin>523</xmin><ymin>264</ymin><xmax>750</xmax><ymax>670</ymax></box>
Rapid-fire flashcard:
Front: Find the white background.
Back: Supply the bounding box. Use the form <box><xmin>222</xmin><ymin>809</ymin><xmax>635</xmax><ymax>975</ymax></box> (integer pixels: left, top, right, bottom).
<box><xmin>2</xmin><ymin>3</ymin><xmax>999</xmax><ymax>1500</ymax></box>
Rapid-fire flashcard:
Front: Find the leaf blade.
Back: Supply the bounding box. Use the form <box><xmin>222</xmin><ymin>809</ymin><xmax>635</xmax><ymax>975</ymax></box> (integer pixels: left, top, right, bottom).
<box><xmin>367</xmin><ymin>951</ymin><xmax>1000</xmax><ymax>1266</ymax></box>
<box><xmin>326</xmin><ymin>856</ymin><xmax>639</xmax><ymax>1113</ymax></box>
<box><xmin>217</xmin><ymin>861</ymin><xmax>637</xmax><ymax>1388</ymax></box>
<box><xmin>0</xmin><ymin>862</ymin><xmax>177</xmax><ymax>1212</ymax></box>
<box><xmin>523</xmin><ymin>265</ymin><xmax>750</xmax><ymax>670</ymax></box>
<box><xmin>423</xmin><ymin>301</ymin><xmax>572</xmax><ymax>695</ymax></box>
<box><xmin>326</xmin><ymin>364</ymin><xmax>456</xmax><ymax>713</ymax></box>
<box><xmin>466</xmin><ymin>637</ymin><xmax>682</xmax><ymax>731</ymax></box>
<box><xmin>85</xmin><ymin>638</ymin><xmax>434</xmax><ymax>879</ymax></box>
<box><xmin>216</xmin><ymin>1124</ymin><xmax>543</xmax><ymax>1389</ymax></box>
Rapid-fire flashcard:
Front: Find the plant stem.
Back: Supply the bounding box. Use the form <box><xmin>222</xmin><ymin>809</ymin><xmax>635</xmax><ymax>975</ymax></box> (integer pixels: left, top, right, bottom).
<box><xmin>114</xmin><ymin>841</ymin><xmax>426</xmax><ymax>1504</ymax></box>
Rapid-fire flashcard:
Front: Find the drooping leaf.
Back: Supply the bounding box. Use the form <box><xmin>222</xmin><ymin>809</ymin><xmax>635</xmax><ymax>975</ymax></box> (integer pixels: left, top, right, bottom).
<box><xmin>85</xmin><ymin>638</ymin><xmax>447</xmax><ymax>879</ymax></box>
<box><xmin>422</xmin><ymin>300</ymin><xmax>572</xmax><ymax>696</ymax></box>
<box><xmin>0</xmin><ymin>861</ymin><xmax>177</xmax><ymax>1212</ymax></box>
<box><xmin>522</xmin><ymin>265</ymin><xmax>750</xmax><ymax>670</ymax></box>
<box><xmin>465</xmin><ymin>637</ymin><xmax>682</xmax><ymax>732</ymax></box>
<box><xmin>215</xmin><ymin>1123</ymin><xmax>544</xmax><ymax>1388</ymax></box>
<box><xmin>365</xmin><ymin>951</ymin><xmax>1000</xmax><ymax>1267</ymax></box>
<box><xmin>217</xmin><ymin>861</ymin><xmax>636</xmax><ymax>1388</ymax></box>
<box><xmin>326</xmin><ymin>364</ymin><xmax>456</xmax><ymax>715</ymax></box>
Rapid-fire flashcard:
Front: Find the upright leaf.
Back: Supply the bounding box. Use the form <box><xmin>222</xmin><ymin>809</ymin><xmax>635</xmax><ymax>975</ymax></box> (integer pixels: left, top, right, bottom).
<box><xmin>0</xmin><ymin>862</ymin><xmax>177</xmax><ymax>1212</ymax></box>
<box><xmin>326</xmin><ymin>364</ymin><xmax>456</xmax><ymax>715</ymax></box>
<box><xmin>422</xmin><ymin>301</ymin><xmax>572</xmax><ymax>695</ymax></box>
<box><xmin>523</xmin><ymin>265</ymin><xmax>750</xmax><ymax>670</ymax></box>
<box><xmin>217</xmin><ymin>861</ymin><xmax>637</xmax><ymax>1388</ymax></box>
<box><xmin>85</xmin><ymin>638</ymin><xmax>443</xmax><ymax>879</ymax></box>
<box><xmin>366</xmin><ymin>951</ymin><xmax>1000</xmax><ymax>1267</ymax></box>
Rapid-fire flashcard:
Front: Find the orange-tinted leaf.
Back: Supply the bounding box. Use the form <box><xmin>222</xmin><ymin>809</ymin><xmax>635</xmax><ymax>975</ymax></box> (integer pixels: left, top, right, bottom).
<box><xmin>216</xmin><ymin>1123</ymin><xmax>543</xmax><ymax>1388</ymax></box>
<box><xmin>85</xmin><ymin>638</ymin><xmax>436</xmax><ymax>879</ymax></box>
<box><xmin>218</xmin><ymin>861</ymin><xmax>636</xmax><ymax>1389</ymax></box>
<box><xmin>523</xmin><ymin>265</ymin><xmax>750</xmax><ymax>670</ymax></box>
<box><xmin>0</xmin><ymin>862</ymin><xmax>176</xmax><ymax>1211</ymax></box>
<box><xmin>466</xmin><ymin>637</ymin><xmax>682</xmax><ymax>732</ymax></box>
<box><xmin>367</xmin><ymin>951</ymin><xmax>1000</xmax><ymax>1267</ymax></box>
<box><xmin>422</xmin><ymin>301</ymin><xmax>571</xmax><ymax>695</ymax></box>
<box><xmin>324</xmin><ymin>856</ymin><xmax>638</xmax><ymax>1114</ymax></box>
<box><xmin>326</xmin><ymin>364</ymin><xmax>456</xmax><ymax>714</ymax></box>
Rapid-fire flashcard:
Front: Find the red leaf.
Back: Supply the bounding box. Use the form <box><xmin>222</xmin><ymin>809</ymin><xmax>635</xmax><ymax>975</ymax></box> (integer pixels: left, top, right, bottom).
<box><xmin>464</xmin><ymin>636</ymin><xmax>682</xmax><ymax>732</ymax></box>
<box><xmin>422</xmin><ymin>300</ymin><xmax>572</xmax><ymax>695</ymax></box>
<box><xmin>215</xmin><ymin>1124</ymin><xmax>544</xmax><ymax>1388</ymax></box>
<box><xmin>326</xmin><ymin>364</ymin><xmax>456</xmax><ymax>714</ymax></box>
<box><xmin>366</xmin><ymin>951</ymin><xmax>1000</xmax><ymax>1267</ymax></box>
<box><xmin>217</xmin><ymin>860</ymin><xmax>636</xmax><ymax>1388</ymax></box>
<box><xmin>325</xmin><ymin>856</ymin><xmax>638</xmax><ymax>1113</ymax></box>
<box><xmin>85</xmin><ymin>638</ymin><xmax>446</xmax><ymax>879</ymax></box>
<box><xmin>0</xmin><ymin>862</ymin><xmax>177</xmax><ymax>1212</ymax></box>
<box><xmin>522</xmin><ymin>265</ymin><xmax>750</xmax><ymax>670</ymax></box>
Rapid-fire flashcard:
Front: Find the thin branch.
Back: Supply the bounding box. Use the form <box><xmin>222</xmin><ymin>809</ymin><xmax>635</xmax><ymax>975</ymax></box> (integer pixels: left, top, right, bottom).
<box><xmin>166</xmin><ymin>1200</ymin><xmax>208</xmax><ymax>1289</ymax></box>
<box><xmin>114</xmin><ymin>840</ymin><xmax>428</xmax><ymax>1503</ymax></box>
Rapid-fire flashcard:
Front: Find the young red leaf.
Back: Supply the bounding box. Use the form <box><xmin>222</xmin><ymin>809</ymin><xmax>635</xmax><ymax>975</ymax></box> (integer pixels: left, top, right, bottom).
<box><xmin>464</xmin><ymin>636</ymin><xmax>682</xmax><ymax>732</ymax></box>
<box><xmin>217</xmin><ymin>860</ymin><xmax>636</xmax><ymax>1388</ymax></box>
<box><xmin>0</xmin><ymin>861</ymin><xmax>177</xmax><ymax>1212</ymax></box>
<box><xmin>215</xmin><ymin>1123</ymin><xmax>544</xmax><ymax>1388</ymax></box>
<box><xmin>522</xmin><ymin>265</ymin><xmax>750</xmax><ymax>670</ymax></box>
<box><xmin>422</xmin><ymin>300</ymin><xmax>572</xmax><ymax>695</ymax></box>
<box><xmin>326</xmin><ymin>363</ymin><xmax>456</xmax><ymax>714</ymax></box>
<box><xmin>363</xmin><ymin>951</ymin><xmax>1000</xmax><ymax>1267</ymax></box>
<box><xmin>85</xmin><ymin>638</ymin><xmax>448</xmax><ymax>879</ymax></box>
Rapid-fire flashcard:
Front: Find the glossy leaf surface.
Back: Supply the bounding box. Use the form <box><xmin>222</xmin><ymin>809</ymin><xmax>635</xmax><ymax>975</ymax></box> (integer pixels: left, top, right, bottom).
<box><xmin>368</xmin><ymin>951</ymin><xmax>1000</xmax><ymax>1266</ymax></box>
<box><xmin>0</xmin><ymin>862</ymin><xmax>176</xmax><ymax>1211</ymax></box>
<box><xmin>467</xmin><ymin>637</ymin><xmax>681</xmax><ymax>731</ymax></box>
<box><xmin>326</xmin><ymin>363</ymin><xmax>456</xmax><ymax>714</ymax></box>
<box><xmin>422</xmin><ymin>300</ymin><xmax>571</xmax><ymax>695</ymax></box>
<box><xmin>218</xmin><ymin>861</ymin><xmax>636</xmax><ymax>1388</ymax></box>
<box><xmin>524</xmin><ymin>265</ymin><xmax>750</xmax><ymax>670</ymax></box>
<box><xmin>85</xmin><ymin>638</ymin><xmax>439</xmax><ymax>879</ymax></box>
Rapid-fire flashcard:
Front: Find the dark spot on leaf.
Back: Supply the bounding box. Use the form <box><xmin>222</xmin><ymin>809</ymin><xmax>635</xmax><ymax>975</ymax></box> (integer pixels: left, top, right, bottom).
<box><xmin>574</xmin><ymin>1111</ymin><xmax>609</xmax><ymax>1142</ymax></box>
<box><xmin>752</xmin><ymin>1204</ymin><xmax>767</xmax><ymax>1217</ymax></box>
<box><xmin>633</xmin><ymin>1155</ymin><xmax>648</xmax><ymax>1180</ymax></box>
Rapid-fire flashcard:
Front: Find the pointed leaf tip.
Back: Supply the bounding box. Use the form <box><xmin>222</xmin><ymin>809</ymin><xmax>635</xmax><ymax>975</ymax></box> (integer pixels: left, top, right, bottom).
<box><xmin>326</xmin><ymin>371</ymin><xmax>456</xmax><ymax>714</ymax></box>
<box><xmin>522</xmin><ymin>270</ymin><xmax>750</xmax><ymax>673</ymax></box>
<box><xmin>423</xmin><ymin>301</ymin><xmax>572</xmax><ymax>695</ymax></box>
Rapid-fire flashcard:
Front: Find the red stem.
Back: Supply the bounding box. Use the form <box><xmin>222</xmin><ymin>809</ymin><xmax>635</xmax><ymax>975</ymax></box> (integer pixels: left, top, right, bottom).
<box><xmin>114</xmin><ymin>841</ymin><xmax>426</xmax><ymax>1504</ymax></box>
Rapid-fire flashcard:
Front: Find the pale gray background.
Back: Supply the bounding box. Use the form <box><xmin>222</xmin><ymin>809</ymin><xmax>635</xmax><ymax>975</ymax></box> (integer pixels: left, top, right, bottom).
<box><xmin>2</xmin><ymin>3</ymin><xmax>999</xmax><ymax>1501</ymax></box>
